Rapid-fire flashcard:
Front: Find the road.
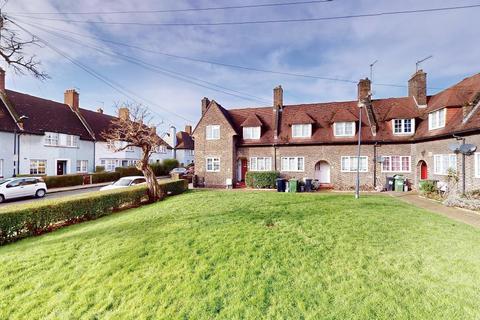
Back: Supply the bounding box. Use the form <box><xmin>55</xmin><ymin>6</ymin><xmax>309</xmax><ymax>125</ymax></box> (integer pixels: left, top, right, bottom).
<box><xmin>0</xmin><ymin>187</ymin><xmax>103</xmax><ymax>208</ymax></box>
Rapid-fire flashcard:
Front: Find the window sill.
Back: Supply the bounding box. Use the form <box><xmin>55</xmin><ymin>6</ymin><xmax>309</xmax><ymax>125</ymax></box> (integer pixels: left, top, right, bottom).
<box><xmin>44</xmin><ymin>145</ymin><xmax>79</xmax><ymax>149</ymax></box>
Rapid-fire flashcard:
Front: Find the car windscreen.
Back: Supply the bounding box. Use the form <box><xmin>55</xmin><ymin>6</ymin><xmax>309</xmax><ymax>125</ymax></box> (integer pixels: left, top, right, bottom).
<box><xmin>0</xmin><ymin>179</ymin><xmax>11</xmax><ymax>185</ymax></box>
<box><xmin>113</xmin><ymin>179</ymin><xmax>132</xmax><ymax>186</ymax></box>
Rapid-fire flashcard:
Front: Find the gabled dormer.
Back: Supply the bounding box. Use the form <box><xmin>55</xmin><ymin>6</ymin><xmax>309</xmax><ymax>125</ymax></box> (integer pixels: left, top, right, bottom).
<box><xmin>240</xmin><ymin>113</ymin><xmax>262</xmax><ymax>140</ymax></box>
<box><xmin>287</xmin><ymin>111</ymin><xmax>315</xmax><ymax>138</ymax></box>
<box><xmin>330</xmin><ymin>109</ymin><xmax>358</xmax><ymax>137</ymax></box>
<box><xmin>428</xmin><ymin>108</ymin><xmax>446</xmax><ymax>130</ymax></box>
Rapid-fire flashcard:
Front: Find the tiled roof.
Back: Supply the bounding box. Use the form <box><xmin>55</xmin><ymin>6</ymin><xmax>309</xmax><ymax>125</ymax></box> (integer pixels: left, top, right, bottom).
<box><xmin>215</xmin><ymin>73</ymin><xmax>480</xmax><ymax>146</ymax></box>
<box><xmin>80</xmin><ymin>108</ymin><xmax>117</xmax><ymax>141</ymax></box>
<box><xmin>240</xmin><ymin>113</ymin><xmax>263</xmax><ymax>127</ymax></box>
<box><xmin>1</xmin><ymin>90</ymin><xmax>94</xmax><ymax>140</ymax></box>
<box><xmin>176</xmin><ymin>131</ymin><xmax>194</xmax><ymax>149</ymax></box>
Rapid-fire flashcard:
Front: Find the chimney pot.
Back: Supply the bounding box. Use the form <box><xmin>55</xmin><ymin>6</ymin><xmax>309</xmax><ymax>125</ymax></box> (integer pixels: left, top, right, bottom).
<box><xmin>201</xmin><ymin>97</ymin><xmax>210</xmax><ymax>115</ymax></box>
<box><xmin>118</xmin><ymin>107</ymin><xmax>129</xmax><ymax>121</ymax></box>
<box><xmin>97</xmin><ymin>108</ymin><xmax>104</xmax><ymax>114</ymax></box>
<box><xmin>408</xmin><ymin>70</ymin><xmax>427</xmax><ymax>106</ymax></box>
<box><xmin>64</xmin><ymin>88</ymin><xmax>80</xmax><ymax>112</ymax></box>
<box><xmin>273</xmin><ymin>85</ymin><xmax>283</xmax><ymax>109</ymax></box>
<box><xmin>185</xmin><ymin>125</ymin><xmax>192</xmax><ymax>135</ymax></box>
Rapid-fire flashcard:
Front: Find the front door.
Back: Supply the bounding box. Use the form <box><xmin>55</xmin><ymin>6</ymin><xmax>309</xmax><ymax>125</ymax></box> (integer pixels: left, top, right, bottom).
<box><xmin>241</xmin><ymin>159</ymin><xmax>248</xmax><ymax>182</ymax></box>
<box><xmin>57</xmin><ymin>161</ymin><xmax>66</xmax><ymax>176</ymax></box>
<box><xmin>314</xmin><ymin>161</ymin><xmax>331</xmax><ymax>184</ymax></box>
<box><xmin>420</xmin><ymin>162</ymin><xmax>428</xmax><ymax>180</ymax></box>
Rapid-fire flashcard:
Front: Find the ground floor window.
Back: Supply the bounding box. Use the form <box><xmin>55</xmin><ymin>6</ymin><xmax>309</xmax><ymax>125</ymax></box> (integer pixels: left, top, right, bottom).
<box><xmin>206</xmin><ymin>157</ymin><xmax>220</xmax><ymax>172</ymax></box>
<box><xmin>101</xmin><ymin>159</ymin><xmax>119</xmax><ymax>172</ymax></box>
<box><xmin>76</xmin><ymin>160</ymin><xmax>89</xmax><ymax>173</ymax></box>
<box><xmin>433</xmin><ymin>154</ymin><xmax>457</xmax><ymax>175</ymax></box>
<box><xmin>30</xmin><ymin>160</ymin><xmax>47</xmax><ymax>175</ymax></box>
<box><xmin>382</xmin><ymin>156</ymin><xmax>411</xmax><ymax>172</ymax></box>
<box><xmin>475</xmin><ymin>153</ymin><xmax>480</xmax><ymax>178</ymax></box>
<box><xmin>250</xmin><ymin>157</ymin><xmax>272</xmax><ymax>171</ymax></box>
<box><xmin>281</xmin><ymin>157</ymin><xmax>304</xmax><ymax>172</ymax></box>
<box><xmin>341</xmin><ymin>156</ymin><xmax>368</xmax><ymax>172</ymax></box>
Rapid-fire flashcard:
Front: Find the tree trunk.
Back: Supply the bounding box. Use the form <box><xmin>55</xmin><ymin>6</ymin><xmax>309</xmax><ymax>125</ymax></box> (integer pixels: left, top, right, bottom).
<box><xmin>138</xmin><ymin>154</ymin><xmax>164</xmax><ymax>203</ymax></box>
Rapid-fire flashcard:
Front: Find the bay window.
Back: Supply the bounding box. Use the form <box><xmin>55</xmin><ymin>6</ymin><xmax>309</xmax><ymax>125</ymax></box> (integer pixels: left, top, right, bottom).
<box><xmin>281</xmin><ymin>157</ymin><xmax>304</xmax><ymax>172</ymax></box>
<box><xmin>341</xmin><ymin>156</ymin><xmax>368</xmax><ymax>172</ymax></box>
<box><xmin>250</xmin><ymin>157</ymin><xmax>272</xmax><ymax>171</ymax></box>
<box><xmin>334</xmin><ymin>122</ymin><xmax>355</xmax><ymax>137</ymax></box>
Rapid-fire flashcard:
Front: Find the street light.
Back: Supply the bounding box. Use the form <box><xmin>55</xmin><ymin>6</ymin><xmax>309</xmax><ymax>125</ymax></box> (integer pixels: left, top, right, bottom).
<box><xmin>355</xmin><ymin>99</ymin><xmax>366</xmax><ymax>199</ymax></box>
<box><xmin>13</xmin><ymin>115</ymin><xmax>28</xmax><ymax>177</ymax></box>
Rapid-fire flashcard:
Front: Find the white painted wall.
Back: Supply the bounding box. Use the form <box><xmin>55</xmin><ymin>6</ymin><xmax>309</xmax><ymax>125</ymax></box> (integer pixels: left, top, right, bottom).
<box><xmin>18</xmin><ymin>134</ymin><xmax>95</xmax><ymax>176</ymax></box>
<box><xmin>176</xmin><ymin>149</ymin><xmax>194</xmax><ymax>166</ymax></box>
<box><xmin>0</xmin><ymin>131</ymin><xmax>14</xmax><ymax>178</ymax></box>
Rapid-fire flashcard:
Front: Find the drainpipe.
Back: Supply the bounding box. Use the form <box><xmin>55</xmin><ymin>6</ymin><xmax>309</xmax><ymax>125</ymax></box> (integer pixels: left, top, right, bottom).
<box><xmin>373</xmin><ymin>142</ymin><xmax>377</xmax><ymax>189</ymax></box>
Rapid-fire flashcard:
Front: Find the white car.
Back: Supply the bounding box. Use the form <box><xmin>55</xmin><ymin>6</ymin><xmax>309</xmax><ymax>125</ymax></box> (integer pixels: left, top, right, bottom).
<box><xmin>170</xmin><ymin>168</ymin><xmax>187</xmax><ymax>175</ymax></box>
<box><xmin>0</xmin><ymin>177</ymin><xmax>47</xmax><ymax>203</ymax></box>
<box><xmin>100</xmin><ymin>176</ymin><xmax>147</xmax><ymax>191</ymax></box>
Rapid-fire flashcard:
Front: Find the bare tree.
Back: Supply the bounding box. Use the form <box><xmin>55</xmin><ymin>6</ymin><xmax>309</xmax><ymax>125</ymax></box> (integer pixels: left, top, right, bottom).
<box><xmin>102</xmin><ymin>103</ymin><xmax>165</xmax><ymax>202</ymax></box>
<box><xmin>0</xmin><ymin>15</ymin><xmax>48</xmax><ymax>79</ymax></box>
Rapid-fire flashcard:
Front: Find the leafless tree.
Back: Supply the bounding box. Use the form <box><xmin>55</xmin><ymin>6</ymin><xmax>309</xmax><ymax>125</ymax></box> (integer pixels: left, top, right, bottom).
<box><xmin>102</xmin><ymin>103</ymin><xmax>165</xmax><ymax>202</ymax></box>
<box><xmin>0</xmin><ymin>15</ymin><xmax>48</xmax><ymax>79</ymax></box>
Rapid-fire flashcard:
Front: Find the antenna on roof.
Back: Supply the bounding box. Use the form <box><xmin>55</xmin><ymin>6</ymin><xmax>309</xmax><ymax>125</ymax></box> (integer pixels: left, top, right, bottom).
<box><xmin>416</xmin><ymin>55</ymin><xmax>433</xmax><ymax>72</ymax></box>
<box><xmin>369</xmin><ymin>60</ymin><xmax>378</xmax><ymax>96</ymax></box>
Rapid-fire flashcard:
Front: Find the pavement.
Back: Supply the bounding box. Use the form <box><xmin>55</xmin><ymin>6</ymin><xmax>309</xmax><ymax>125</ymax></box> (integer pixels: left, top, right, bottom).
<box><xmin>388</xmin><ymin>191</ymin><xmax>480</xmax><ymax>228</ymax></box>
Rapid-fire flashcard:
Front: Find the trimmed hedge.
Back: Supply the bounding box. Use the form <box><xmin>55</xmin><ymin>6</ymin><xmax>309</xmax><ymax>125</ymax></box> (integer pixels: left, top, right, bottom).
<box><xmin>0</xmin><ymin>179</ymin><xmax>188</xmax><ymax>244</ymax></box>
<box><xmin>91</xmin><ymin>172</ymin><xmax>121</xmax><ymax>184</ymax></box>
<box><xmin>163</xmin><ymin>159</ymin><xmax>180</xmax><ymax>173</ymax></box>
<box><xmin>44</xmin><ymin>174</ymin><xmax>85</xmax><ymax>189</ymax></box>
<box><xmin>245</xmin><ymin>171</ymin><xmax>280</xmax><ymax>189</ymax></box>
<box><xmin>115</xmin><ymin>166</ymin><xmax>143</xmax><ymax>177</ymax></box>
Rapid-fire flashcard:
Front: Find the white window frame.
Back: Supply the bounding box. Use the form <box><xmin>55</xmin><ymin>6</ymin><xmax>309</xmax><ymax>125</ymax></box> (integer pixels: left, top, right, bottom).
<box><xmin>334</xmin><ymin>122</ymin><xmax>355</xmax><ymax>137</ymax></box>
<box><xmin>206</xmin><ymin>157</ymin><xmax>220</xmax><ymax>172</ymax></box>
<box><xmin>291</xmin><ymin>124</ymin><xmax>312</xmax><ymax>138</ymax></box>
<box><xmin>428</xmin><ymin>109</ymin><xmax>446</xmax><ymax>130</ymax></box>
<box><xmin>76</xmin><ymin>160</ymin><xmax>88</xmax><ymax>173</ymax></box>
<box><xmin>243</xmin><ymin>126</ymin><xmax>261</xmax><ymax>140</ymax></box>
<box><xmin>475</xmin><ymin>153</ymin><xmax>480</xmax><ymax>178</ymax></box>
<box><xmin>156</xmin><ymin>145</ymin><xmax>167</xmax><ymax>154</ymax></box>
<box><xmin>433</xmin><ymin>154</ymin><xmax>457</xmax><ymax>175</ymax></box>
<box><xmin>30</xmin><ymin>160</ymin><xmax>47</xmax><ymax>175</ymax></box>
<box><xmin>100</xmin><ymin>159</ymin><xmax>120</xmax><ymax>172</ymax></box>
<box><xmin>44</xmin><ymin>132</ymin><xmax>59</xmax><ymax>146</ymax></box>
<box><xmin>45</xmin><ymin>132</ymin><xmax>78</xmax><ymax>148</ymax></box>
<box><xmin>281</xmin><ymin>157</ymin><xmax>305</xmax><ymax>172</ymax></box>
<box><xmin>341</xmin><ymin>156</ymin><xmax>368</xmax><ymax>172</ymax></box>
<box><xmin>206</xmin><ymin>125</ymin><xmax>220</xmax><ymax>140</ymax></box>
<box><xmin>392</xmin><ymin>119</ymin><xmax>415</xmax><ymax>135</ymax></box>
<box><xmin>249</xmin><ymin>157</ymin><xmax>272</xmax><ymax>171</ymax></box>
<box><xmin>381</xmin><ymin>156</ymin><xmax>411</xmax><ymax>173</ymax></box>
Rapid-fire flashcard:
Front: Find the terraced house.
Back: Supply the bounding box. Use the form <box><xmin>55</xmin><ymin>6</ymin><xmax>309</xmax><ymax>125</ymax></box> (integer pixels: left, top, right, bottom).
<box><xmin>193</xmin><ymin>70</ymin><xmax>480</xmax><ymax>191</ymax></box>
<box><xmin>0</xmin><ymin>68</ymin><xmax>169</xmax><ymax>178</ymax></box>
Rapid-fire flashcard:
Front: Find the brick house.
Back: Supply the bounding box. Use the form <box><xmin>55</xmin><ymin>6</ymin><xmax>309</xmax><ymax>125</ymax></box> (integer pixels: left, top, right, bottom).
<box><xmin>193</xmin><ymin>71</ymin><xmax>480</xmax><ymax>191</ymax></box>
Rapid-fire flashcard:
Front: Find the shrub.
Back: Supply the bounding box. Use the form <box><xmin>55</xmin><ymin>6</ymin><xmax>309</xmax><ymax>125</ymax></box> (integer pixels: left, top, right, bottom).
<box><xmin>245</xmin><ymin>171</ymin><xmax>280</xmax><ymax>189</ymax></box>
<box><xmin>419</xmin><ymin>180</ymin><xmax>437</xmax><ymax>194</ymax></box>
<box><xmin>44</xmin><ymin>174</ymin><xmax>85</xmax><ymax>189</ymax></box>
<box><xmin>115</xmin><ymin>166</ymin><xmax>143</xmax><ymax>177</ymax></box>
<box><xmin>464</xmin><ymin>189</ymin><xmax>480</xmax><ymax>200</ymax></box>
<box><xmin>444</xmin><ymin>196</ymin><xmax>480</xmax><ymax>211</ymax></box>
<box><xmin>163</xmin><ymin>159</ymin><xmax>180</xmax><ymax>173</ymax></box>
<box><xmin>95</xmin><ymin>166</ymin><xmax>105</xmax><ymax>173</ymax></box>
<box><xmin>91</xmin><ymin>171</ymin><xmax>120</xmax><ymax>184</ymax></box>
<box><xmin>0</xmin><ymin>179</ymin><xmax>188</xmax><ymax>244</ymax></box>
<box><xmin>150</xmin><ymin>163</ymin><xmax>166</xmax><ymax>176</ymax></box>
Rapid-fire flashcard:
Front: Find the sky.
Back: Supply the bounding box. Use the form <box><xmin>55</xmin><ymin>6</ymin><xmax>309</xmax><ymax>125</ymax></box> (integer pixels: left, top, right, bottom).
<box><xmin>2</xmin><ymin>0</ymin><xmax>480</xmax><ymax>133</ymax></box>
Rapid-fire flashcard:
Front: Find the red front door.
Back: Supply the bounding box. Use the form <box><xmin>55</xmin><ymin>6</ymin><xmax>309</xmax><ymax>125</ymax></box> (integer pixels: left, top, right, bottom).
<box><xmin>241</xmin><ymin>159</ymin><xmax>248</xmax><ymax>181</ymax></box>
<box><xmin>420</xmin><ymin>162</ymin><xmax>428</xmax><ymax>180</ymax></box>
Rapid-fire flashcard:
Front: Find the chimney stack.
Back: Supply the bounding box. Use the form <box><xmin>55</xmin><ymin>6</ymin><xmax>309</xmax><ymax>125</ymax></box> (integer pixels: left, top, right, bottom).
<box><xmin>0</xmin><ymin>67</ymin><xmax>5</xmax><ymax>92</ymax></box>
<box><xmin>408</xmin><ymin>70</ymin><xmax>427</xmax><ymax>107</ymax></box>
<box><xmin>273</xmin><ymin>85</ymin><xmax>283</xmax><ymax>109</ymax></box>
<box><xmin>97</xmin><ymin>108</ymin><xmax>104</xmax><ymax>114</ymax></box>
<box><xmin>201</xmin><ymin>97</ymin><xmax>210</xmax><ymax>115</ymax></box>
<box><xmin>118</xmin><ymin>107</ymin><xmax>129</xmax><ymax>121</ymax></box>
<box><xmin>273</xmin><ymin>85</ymin><xmax>283</xmax><ymax>141</ymax></box>
<box><xmin>64</xmin><ymin>89</ymin><xmax>79</xmax><ymax>112</ymax></box>
<box><xmin>185</xmin><ymin>125</ymin><xmax>192</xmax><ymax>135</ymax></box>
<box><xmin>357</xmin><ymin>78</ymin><xmax>371</xmax><ymax>102</ymax></box>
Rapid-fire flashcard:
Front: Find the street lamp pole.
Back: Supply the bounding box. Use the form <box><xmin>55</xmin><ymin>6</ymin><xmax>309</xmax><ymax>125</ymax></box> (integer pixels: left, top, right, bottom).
<box><xmin>355</xmin><ymin>100</ymin><xmax>365</xmax><ymax>199</ymax></box>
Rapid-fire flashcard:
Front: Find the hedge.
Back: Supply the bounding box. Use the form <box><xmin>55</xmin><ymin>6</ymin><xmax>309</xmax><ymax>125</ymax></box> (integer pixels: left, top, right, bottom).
<box><xmin>0</xmin><ymin>179</ymin><xmax>189</xmax><ymax>245</ymax></box>
<box><xmin>115</xmin><ymin>166</ymin><xmax>143</xmax><ymax>177</ymax></box>
<box><xmin>245</xmin><ymin>171</ymin><xmax>280</xmax><ymax>189</ymax></box>
<box><xmin>163</xmin><ymin>159</ymin><xmax>180</xmax><ymax>173</ymax></box>
<box><xmin>91</xmin><ymin>171</ymin><xmax>121</xmax><ymax>184</ymax></box>
<box><xmin>44</xmin><ymin>174</ymin><xmax>85</xmax><ymax>189</ymax></box>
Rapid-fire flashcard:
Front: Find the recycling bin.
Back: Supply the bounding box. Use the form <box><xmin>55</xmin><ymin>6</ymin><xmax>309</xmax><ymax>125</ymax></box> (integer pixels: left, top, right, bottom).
<box><xmin>288</xmin><ymin>179</ymin><xmax>298</xmax><ymax>193</ymax></box>
<box><xmin>394</xmin><ymin>175</ymin><xmax>405</xmax><ymax>192</ymax></box>
<box><xmin>304</xmin><ymin>178</ymin><xmax>313</xmax><ymax>192</ymax></box>
<box><xmin>386</xmin><ymin>177</ymin><xmax>395</xmax><ymax>191</ymax></box>
<box><xmin>276</xmin><ymin>178</ymin><xmax>286</xmax><ymax>192</ymax></box>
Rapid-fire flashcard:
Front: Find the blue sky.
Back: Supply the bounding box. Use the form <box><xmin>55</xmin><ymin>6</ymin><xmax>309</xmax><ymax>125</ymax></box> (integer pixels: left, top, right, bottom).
<box><xmin>2</xmin><ymin>0</ymin><xmax>480</xmax><ymax>133</ymax></box>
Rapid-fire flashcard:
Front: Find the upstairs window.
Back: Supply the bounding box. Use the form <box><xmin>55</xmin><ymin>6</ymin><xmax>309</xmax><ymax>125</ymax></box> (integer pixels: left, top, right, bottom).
<box><xmin>292</xmin><ymin>124</ymin><xmax>312</xmax><ymax>138</ymax></box>
<box><xmin>475</xmin><ymin>153</ymin><xmax>480</xmax><ymax>178</ymax></box>
<box><xmin>393</xmin><ymin>119</ymin><xmax>415</xmax><ymax>134</ymax></box>
<box><xmin>382</xmin><ymin>156</ymin><xmax>411</xmax><ymax>172</ymax></box>
<box><xmin>45</xmin><ymin>132</ymin><xmax>78</xmax><ymax>147</ymax></box>
<box><xmin>433</xmin><ymin>154</ymin><xmax>456</xmax><ymax>175</ymax></box>
<box><xmin>429</xmin><ymin>109</ymin><xmax>446</xmax><ymax>130</ymax></box>
<box><xmin>341</xmin><ymin>156</ymin><xmax>368</xmax><ymax>172</ymax></box>
<box><xmin>243</xmin><ymin>127</ymin><xmax>261</xmax><ymax>140</ymax></box>
<box><xmin>206</xmin><ymin>125</ymin><xmax>220</xmax><ymax>140</ymax></box>
<box><xmin>156</xmin><ymin>145</ymin><xmax>167</xmax><ymax>154</ymax></box>
<box><xmin>281</xmin><ymin>157</ymin><xmax>304</xmax><ymax>172</ymax></box>
<box><xmin>45</xmin><ymin>132</ymin><xmax>59</xmax><ymax>146</ymax></box>
<box><xmin>250</xmin><ymin>157</ymin><xmax>272</xmax><ymax>171</ymax></box>
<box><xmin>334</xmin><ymin>122</ymin><xmax>355</xmax><ymax>137</ymax></box>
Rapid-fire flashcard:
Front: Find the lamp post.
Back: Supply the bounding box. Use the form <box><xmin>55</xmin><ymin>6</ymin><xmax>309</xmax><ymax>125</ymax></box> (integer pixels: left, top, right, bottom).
<box><xmin>13</xmin><ymin>115</ymin><xmax>28</xmax><ymax>177</ymax></box>
<box><xmin>355</xmin><ymin>100</ymin><xmax>366</xmax><ymax>199</ymax></box>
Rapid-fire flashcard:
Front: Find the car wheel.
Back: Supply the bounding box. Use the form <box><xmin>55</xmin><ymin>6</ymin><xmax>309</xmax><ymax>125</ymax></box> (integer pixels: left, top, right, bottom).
<box><xmin>35</xmin><ymin>189</ymin><xmax>46</xmax><ymax>198</ymax></box>
<box><xmin>0</xmin><ymin>195</ymin><xmax>4</xmax><ymax>204</ymax></box>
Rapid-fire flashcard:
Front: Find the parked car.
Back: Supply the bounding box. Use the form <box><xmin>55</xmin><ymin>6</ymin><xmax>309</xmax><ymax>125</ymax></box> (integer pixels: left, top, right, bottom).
<box><xmin>0</xmin><ymin>177</ymin><xmax>47</xmax><ymax>203</ymax></box>
<box><xmin>100</xmin><ymin>176</ymin><xmax>147</xmax><ymax>191</ymax></box>
<box><xmin>169</xmin><ymin>168</ymin><xmax>187</xmax><ymax>175</ymax></box>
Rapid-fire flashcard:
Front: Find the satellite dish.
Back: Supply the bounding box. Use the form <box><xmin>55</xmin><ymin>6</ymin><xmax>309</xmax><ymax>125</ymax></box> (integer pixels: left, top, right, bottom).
<box><xmin>448</xmin><ymin>143</ymin><xmax>461</xmax><ymax>153</ymax></box>
<box><xmin>459</xmin><ymin>144</ymin><xmax>477</xmax><ymax>155</ymax></box>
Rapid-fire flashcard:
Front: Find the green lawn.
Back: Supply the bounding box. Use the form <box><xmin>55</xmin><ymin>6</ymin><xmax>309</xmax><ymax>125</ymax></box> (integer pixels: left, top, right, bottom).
<box><xmin>1</xmin><ymin>191</ymin><xmax>480</xmax><ymax>319</ymax></box>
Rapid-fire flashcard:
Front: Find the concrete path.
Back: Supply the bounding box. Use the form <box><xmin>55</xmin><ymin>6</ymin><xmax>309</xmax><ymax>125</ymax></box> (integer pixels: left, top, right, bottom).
<box><xmin>388</xmin><ymin>192</ymin><xmax>480</xmax><ymax>228</ymax></box>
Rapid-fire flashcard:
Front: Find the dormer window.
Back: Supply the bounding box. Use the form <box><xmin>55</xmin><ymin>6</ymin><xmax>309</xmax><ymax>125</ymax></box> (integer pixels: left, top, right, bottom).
<box><xmin>292</xmin><ymin>124</ymin><xmax>312</xmax><ymax>138</ymax></box>
<box><xmin>206</xmin><ymin>125</ymin><xmax>220</xmax><ymax>140</ymax></box>
<box><xmin>393</xmin><ymin>119</ymin><xmax>415</xmax><ymax>135</ymax></box>
<box><xmin>429</xmin><ymin>109</ymin><xmax>446</xmax><ymax>130</ymax></box>
<box><xmin>243</xmin><ymin>126</ymin><xmax>261</xmax><ymax>140</ymax></box>
<box><xmin>334</xmin><ymin>122</ymin><xmax>355</xmax><ymax>137</ymax></box>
